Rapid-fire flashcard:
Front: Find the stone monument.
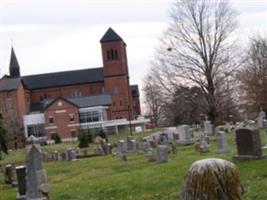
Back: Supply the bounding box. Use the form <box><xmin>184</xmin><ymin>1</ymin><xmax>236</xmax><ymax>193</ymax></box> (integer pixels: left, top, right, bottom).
<box><xmin>181</xmin><ymin>158</ymin><xmax>243</xmax><ymax>200</ymax></box>
<box><xmin>204</xmin><ymin>120</ymin><xmax>213</xmax><ymax>135</ymax></box>
<box><xmin>26</xmin><ymin>137</ymin><xmax>50</xmax><ymax>199</ymax></box>
<box><xmin>258</xmin><ymin>109</ymin><xmax>266</xmax><ymax>128</ymax></box>
<box><xmin>156</xmin><ymin>145</ymin><xmax>168</xmax><ymax>163</ymax></box>
<box><xmin>16</xmin><ymin>165</ymin><xmax>27</xmax><ymax>200</ymax></box>
<box><xmin>177</xmin><ymin>125</ymin><xmax>193</xmax><ymax>145</ymax></box>
<box><xmin>233</xmin><ymin>128</ymin><xmax>266</xmax><ymax>161</ymax></box>
<box><xmin>215</xmin><ymin>131</ymin><xmax>230</xmax><ymax>154</ymax></box>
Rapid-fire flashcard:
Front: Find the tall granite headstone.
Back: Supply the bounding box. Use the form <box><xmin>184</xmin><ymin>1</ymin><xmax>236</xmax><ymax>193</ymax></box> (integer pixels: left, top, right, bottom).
<box><xmin>26</xmin><ymin>138</ymin><xmax>50</xmax><ymax>199</ymax></box>
<box><xmin>233</xmin><ymin>128</ymin><xmax>266</xmax><ymax>161</ymax></box>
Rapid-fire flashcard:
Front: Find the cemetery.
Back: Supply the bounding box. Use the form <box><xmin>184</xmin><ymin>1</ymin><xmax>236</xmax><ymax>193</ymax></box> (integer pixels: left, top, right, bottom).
<box><xmin>0</xmin><ymin>126</ymin><xmax>267</xmax><ymax>200</ymax></box>
<box><xmin>0</xmin><ymin>0</ymin><xmax>266</xmax><ymax>199</ymax></box>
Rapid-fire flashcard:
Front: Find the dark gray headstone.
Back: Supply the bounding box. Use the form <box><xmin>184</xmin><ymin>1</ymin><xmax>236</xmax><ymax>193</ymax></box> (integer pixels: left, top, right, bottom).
<box><xmin>15</xmin><ymin>165</ymin><xmax>26</xmax><ymax>199</ymax></box>
<box><xmin>233</xmin><ymin>128</ymin><xmax>266</xmax><ymax>161</ymax></box>
<box><xmin>4</xmin><ymin>164</ymin><xmax>14</xmax><ymax>184</ymax></box>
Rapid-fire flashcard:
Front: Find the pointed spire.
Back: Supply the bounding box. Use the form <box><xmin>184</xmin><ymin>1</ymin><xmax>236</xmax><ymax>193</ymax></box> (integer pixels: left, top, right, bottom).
<box><xmin>9</xmin><ymin>47</ymin><xmax>21</xmax><ymax>78</ymax></box>
<box><xmin>100</xmin><ymin>27</ymin><xmax>123</xmax><ymax>43</ymax></box>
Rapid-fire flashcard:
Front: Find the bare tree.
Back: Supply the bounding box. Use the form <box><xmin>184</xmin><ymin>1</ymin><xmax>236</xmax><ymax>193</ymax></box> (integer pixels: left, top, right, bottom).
<box><xmin>143</xmin><ymin>72</ymin><xmax>164</xmax><ymax>126</ymax></box>
<box><xmin>238</xmin><ymin>35</ymin><xmax>267</xmax><ymax>113</ymax></box>
<box><xmin>151</xmin><ymin>0</ymin><xmax>238</xmax><ymax>124</ymax></box>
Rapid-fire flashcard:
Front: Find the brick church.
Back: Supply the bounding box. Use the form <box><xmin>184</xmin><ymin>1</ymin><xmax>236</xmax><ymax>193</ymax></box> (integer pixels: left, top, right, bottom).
<box><xmin>0</xmin><ymin>28</ymin><xmax>145</xmax><ymax>148</ymax></box>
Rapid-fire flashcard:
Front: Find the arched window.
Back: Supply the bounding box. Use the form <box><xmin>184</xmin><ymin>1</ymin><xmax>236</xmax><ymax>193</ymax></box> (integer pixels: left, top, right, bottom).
<box><xmin>114</xmin><ymin>50</ymin><xmax>118</xmax><ymax>59</ymax></box>
<box><xmin>107</xmin><ymin>50</ymin><xmax>110</xmax><ymax>60</ymax></box>
<box><xmin>107</xmin><ymin>48</ymin><xmax>118</xmax><ymax>60</ymax></box>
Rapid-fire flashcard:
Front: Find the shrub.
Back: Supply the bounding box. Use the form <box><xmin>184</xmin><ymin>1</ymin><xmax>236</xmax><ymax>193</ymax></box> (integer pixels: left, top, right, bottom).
<box><xmin>78</xmin><ymin>130</ymin><xmax>89</xmax><ymax>148</ymax></box>
<box><xmin>52</xmin><ymin>133</ymin><xmax>62</xmax><ymax>144</ymax></box>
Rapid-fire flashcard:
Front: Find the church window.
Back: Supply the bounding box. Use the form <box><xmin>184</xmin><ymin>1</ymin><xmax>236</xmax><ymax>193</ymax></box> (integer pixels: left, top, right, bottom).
<box><xmin>111</xmin><ymin>48</ymin><xmax>114</xmax><ymax>59</ymax></box>
<box><xmin>114</xmin><ymin>50</ymin><xmax>118</xmax><ymax>59</ymax></box>
<box><xmin>69</xmin><ymin>114</ymin><xmax>75</xmax><ymax>122</ymax></box>
<box><xmin>107</xmin><ymin>51</ymin><xmax>110</xmax><ymax>60</ymax></box>
<box><xmin>107</xmin><ymin>48</ymin><xmax>118</xmax><ymax>60</ymax></box>
<box><xmin>112</xmin><ymin>85</ymin><xmax>120</xmax><ymax>95</ymax></box>
<box><xmin>48</xmin><ymin>116</ymin><xmax>54</xmax><ymax>124</ymax></box>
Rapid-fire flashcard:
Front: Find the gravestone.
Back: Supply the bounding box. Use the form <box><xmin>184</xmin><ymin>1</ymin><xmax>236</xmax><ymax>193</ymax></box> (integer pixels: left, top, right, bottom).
<box><xmin>181</xmin><ymin>158</ymin><xmax>243</xmax><ymax>200</ymax></box>
<box><xmin>16</xmin><ymin>165</ymin><xmax>27</xmax><ymax>200</ymax></box>
<box><xmin>118</xmin><ymin>152</ymin><xmax>127</xmax><ymax>161</ymax></box>
<box><xmin>61</xmin><ymin>152</ymin><xmax>66</xmax><ymax>161</ymax></box>
<box><xmin>215</xmin><ymin>131</ymin><xmax>230</xmax><ymax>154</ymax></box>
<box><xmin>233</xmin><ymin>128</ymin><xmax>266</xmax><ymax>161</ymax></box>
<box><xmin>140</xmin><ymin>138</ymin><xmax>150</xmax><ymax>152</ymax></box>
<box><xmin>157</xmin><ymin>145</ymin><xmax>168</xmax><ymax>163</ymax></box>
<box><xmin>158</xmin><ymin>133</ymin><xmax>169</xmax><ymax>145</ymax></box>
<box><xmin>258</xmin><ymin>110</ymin><xmax>266</xmax><ymax>128</ymax></box>
<box><xmin>100</xmin><ymin>140</ymin><xmax>108</xmax><ymax>155</ymax></box>
<box><xmin>204</xmin><ymin>120</ymin><xmax>213</xmax><ymax>135</ymax></box>
<box><xmin>177</xmin><ymin>125</ymin><xmax>193</xmax><ymax>145</ymax></box>
<box><xmin>42</xmin><ymin>152</ymin><xmax>48</xmax><ymax>162</ymax></box>
<box><xmin>26</xmin><ymin>141</ymin><xmax>50</xmax><ymax>199</ymax></box>
<box><xmin>117</xmin><ymin>140</ymin><xmax>127</xmax><ymax>153</ymax></box>
<box><xmin>127</xmin><ymin>139</ymin><xmax>137</xmax><ymax>152</ymax></box>
<box><xmin>146</xmin><ymin>148</ymin><xmax>156</xmax><ymax>162</ymax></box>
<box><xmin>195</xmin><ymin>136</ymin><xmax>209</xmax><ymax>153</ymax></box>
<box><xmin>4</xmin><ymin>164</ymin><xmax>14</xmax><ymax>184</ymax></box>
<box><xmin>225</xmin><ymin>122</ymin><xmax>231</xmax><ymax>133</ymax></box>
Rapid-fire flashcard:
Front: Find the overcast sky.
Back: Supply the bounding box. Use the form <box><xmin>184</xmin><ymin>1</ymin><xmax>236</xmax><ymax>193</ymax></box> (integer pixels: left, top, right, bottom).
<box><xmin>0</xmin><ymin>0</ymin><xmax>266</xmax><ymax>107</ymax></box>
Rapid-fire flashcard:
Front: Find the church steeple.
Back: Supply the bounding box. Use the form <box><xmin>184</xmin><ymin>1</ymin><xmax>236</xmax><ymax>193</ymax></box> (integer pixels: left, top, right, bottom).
<box><xmin>9</xmin><ymin>47</ymin><xmax>21</xmax><ymax>78</ymax></box>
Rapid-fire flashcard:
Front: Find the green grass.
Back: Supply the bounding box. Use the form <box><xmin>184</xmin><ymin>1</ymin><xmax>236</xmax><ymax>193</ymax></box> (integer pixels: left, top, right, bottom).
<box><xmin>1</xmin><ymin>129</ymin><xmax>267</xmax><ymax>200</ymax></box>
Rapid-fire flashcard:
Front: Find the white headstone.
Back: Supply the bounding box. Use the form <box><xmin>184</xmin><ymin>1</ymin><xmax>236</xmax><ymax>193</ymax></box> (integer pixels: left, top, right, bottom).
<box><xmin>204</xmin><ymin>120</ymin><xmax>213</xmax><ymax>135</ymax></box>
<box><xmin>215</xmin><ymin>131</ymin><xmax>230</xmax><ymax>154</ymax></box>
<box><xmin>177</xmin><ymin>125</ymin><xmax>193</xmax><ymax>145</ymax></box>
<box><xmin>258</xmin><ymin>110</ymin><xmax>266</xmax><ymax>128</ymax></box>
<box><xmin>157</xmin><ymin>145</ymin><xmax>168</xmax><ymax>163</ymax></box>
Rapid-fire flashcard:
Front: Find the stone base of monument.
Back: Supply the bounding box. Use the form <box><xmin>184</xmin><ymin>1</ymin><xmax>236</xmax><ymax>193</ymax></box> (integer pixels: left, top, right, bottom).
<box><xmin>16</xmin><ymin>194</ymin><xmax>26</xmax><ymax>200</ymax></box>
<box><xmin>216</xmin><ymin>148</ymin><xmax>230</xmax><ymax>154</ymax></box>
<box><xmin>177</xmin><ymin>140</ymin><xmax>193</xmax><ymax>145</ymax></box>
<box><xmin>233</xmin><ymin>155</ymin><xmax>267</xmax><ymax>162</ymax></box>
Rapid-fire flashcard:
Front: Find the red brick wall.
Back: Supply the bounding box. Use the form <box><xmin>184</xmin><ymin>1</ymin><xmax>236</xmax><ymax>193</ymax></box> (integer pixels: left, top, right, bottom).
<box><xmin>101</xmin><ymin>41</ymin><xmax>129</xmax><ymax>77</ymax></box>
<box><xmin>44</xmin><ymin>98</ymin><xmax>79</xmax><ymax>139</ymax></box>
<box><xmin>30</xmin><ymin>82</ymin><xmax>104</xmax><ymax>103</ymax></box>
<box><xmin>0</xmin><ymin>84</ymin><xmax>27</xmax><ymax>149</ymax></box>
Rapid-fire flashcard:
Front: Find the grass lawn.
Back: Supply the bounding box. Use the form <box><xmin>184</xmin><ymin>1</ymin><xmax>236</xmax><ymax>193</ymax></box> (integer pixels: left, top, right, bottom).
<box><xmin>1</xmin><ymin>129</ymin><xmax>267</xmax><ymax>200</ymax></box>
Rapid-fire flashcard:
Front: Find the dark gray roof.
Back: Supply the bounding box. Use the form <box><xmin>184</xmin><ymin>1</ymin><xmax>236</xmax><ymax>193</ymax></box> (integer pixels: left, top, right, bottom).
<box><xmin>22</xmin><ymin>67</ymin><xmax>104</xmax><ymax>90</ymax></box>
<box><xmin>0</xmin><ymin>78</ymin><xmax>21</xmax><ymax>92</ymax></box>
<box><xmin>100</xmin><ymin>27</ymin><xmax>123</xmax><ymax>43</ymax></box>
<box><xmin>31</xmin><ymin>94</ymin><xmax>112</xmax><ymax>112</ymax></box>
<box><xmin>131</xmin><ymin>85</ymin><xmax>139</xmax><ymax>97</ymax></box>
<box><xmin>68</xmin><ymin>94</ymin><xmax>112</xmax><ymax>108</ymax></box>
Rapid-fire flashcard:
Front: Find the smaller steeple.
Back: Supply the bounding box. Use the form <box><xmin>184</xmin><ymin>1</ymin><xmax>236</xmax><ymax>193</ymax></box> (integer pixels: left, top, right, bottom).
<box><xmin>100</xmin><ymin>27</ymin><xmax>123</xmax><ymax>43</ymax></box>
<box><xmin>9</xmin><ymin>47</ymin><xmax>21</xmax><ymax>78</ymax></box>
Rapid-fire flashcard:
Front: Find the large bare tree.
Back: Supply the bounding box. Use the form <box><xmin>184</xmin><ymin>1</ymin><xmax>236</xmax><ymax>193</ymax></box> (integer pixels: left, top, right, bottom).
<box><xmin>151</xmin><ymin>0</ymin><xmax>238</xmax><ymax>124</ymax></box>
<box><xmin>238</xmin><ymin>35</ymin><xmax>267</xmax><ymax>113</ymax></box>
<box><xmin>143</xmin><ymin>71</ymin><xmax>165</xmax><ymax>126</ymax></box>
